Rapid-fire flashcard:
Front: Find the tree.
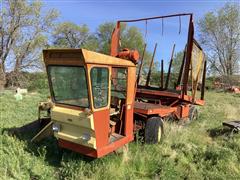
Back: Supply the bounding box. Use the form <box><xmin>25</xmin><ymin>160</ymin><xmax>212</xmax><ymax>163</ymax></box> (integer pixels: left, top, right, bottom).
<box><xmin>52</xmin><ymin>22</ymin><xmax>90</xmax><ymax>48</ymax></box>
<box><xmin>52</xmin><ymin>21</ymin><xmax>159</xmax><ymax>86</ymax></box>
<box><xmin>150</xmin><ymin>51</ymin><xmax>184</xmax><ymax>88</ymax></box>
<box><xmin>94</xmin><ymin>22</ymin><xmax>146</xmax><ymax>55</ymax></box>
<box><xmin>93</xmin><ymin>22</ymin><xmax>158</xmax><ymax>85</ymax></box>
<box><xmin>0</xmin><ymin>0</ymin><xmax>58</xmax><ymax>89</ymax></box>
<box><xmin>198</xmin><ymin>3</ymin><xmax>240</xmax><ymax>76</ymax></box>
<box><xmin>52</xmin><ymin>21</ymin><xmax>147</xmax><ymax>58</ymax></box>
<box><xmin>172</xmin><ymin>51</ymin><xmax>184</xmax><ymax>74</ymax></box>
<box><xmin>94</xmin><ymin>22</ymin><xmax>115</xmax><ymax>54</ymax></box>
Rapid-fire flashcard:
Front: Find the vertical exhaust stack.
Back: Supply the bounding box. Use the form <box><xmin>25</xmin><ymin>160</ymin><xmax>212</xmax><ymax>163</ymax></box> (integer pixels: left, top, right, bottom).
<box><xmin>110</xmin><ymin>22</ymin><xmax>121</xmax><ymax>57</ymax></box>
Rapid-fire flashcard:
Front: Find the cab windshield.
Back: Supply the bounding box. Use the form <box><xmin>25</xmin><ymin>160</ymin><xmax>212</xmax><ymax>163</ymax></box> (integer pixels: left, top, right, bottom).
<box><xmin>48</xmin><ymin>66</ymin><xmax>89</xmax><ymax>107</ymax></box>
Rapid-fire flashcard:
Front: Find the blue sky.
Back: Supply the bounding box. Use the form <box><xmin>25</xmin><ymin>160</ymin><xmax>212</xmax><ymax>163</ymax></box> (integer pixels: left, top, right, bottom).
<box><xmin>42</xmin><ymin>0</ymin><xmax>237</xmax><ymax>68</ymax></box>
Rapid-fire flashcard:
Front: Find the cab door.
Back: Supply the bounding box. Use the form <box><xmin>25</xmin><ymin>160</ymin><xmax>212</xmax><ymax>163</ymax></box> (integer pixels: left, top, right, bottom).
<box><xmin>87</xmin><ymin>65</ymin><xmax>111</xmax><ymax>149</ymax></box>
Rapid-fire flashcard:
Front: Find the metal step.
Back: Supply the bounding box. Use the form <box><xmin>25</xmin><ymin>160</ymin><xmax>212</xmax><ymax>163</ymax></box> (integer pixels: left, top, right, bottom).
<box><xmin>109</xmin><ymin>133</ymin><xmax>124</xmax><ymax>143</ymax></box>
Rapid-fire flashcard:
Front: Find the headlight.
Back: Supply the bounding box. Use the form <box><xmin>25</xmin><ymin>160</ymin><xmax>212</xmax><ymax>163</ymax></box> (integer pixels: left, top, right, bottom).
<box><xmin>81</xmin><ymin>133</ymin><xmax>91</xmax><ymax>141</ymax></box>
<box><xmin>52</xmin><ymin>123</ymin><xmax>61</xmax><ymax>132</ymax></box>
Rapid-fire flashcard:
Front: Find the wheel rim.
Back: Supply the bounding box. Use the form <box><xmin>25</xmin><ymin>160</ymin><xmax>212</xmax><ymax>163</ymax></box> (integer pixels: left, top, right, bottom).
<box><xmin>192</xmin><ymin>108</ymin><xmax>198</xmax><ymax>121</ymax></box>
<box><xmin>189</xmin><ymin>106</ymin><xmax>198</xmax><ymax>121</ymax></box>
<box><xmin>157</xmin><ymin>126</ymin><xmax>162</xmax><ymax>142</ymax></box>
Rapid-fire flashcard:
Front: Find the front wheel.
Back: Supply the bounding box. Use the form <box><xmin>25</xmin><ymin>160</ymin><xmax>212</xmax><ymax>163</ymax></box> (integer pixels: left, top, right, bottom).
<box><xmin>144</xmin><ymin>117</ymin><xmax>164</xmax><ymax>144</ymax></box>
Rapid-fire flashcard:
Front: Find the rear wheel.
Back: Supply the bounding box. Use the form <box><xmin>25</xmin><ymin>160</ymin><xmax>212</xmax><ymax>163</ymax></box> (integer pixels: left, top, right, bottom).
<box><xmin>189</xmin><ymin>105</ymin><xmax>198</xmax><ymax>121</ymax></box>
<box><xmin>144</xmin><ymin>117</ymin><xmax>164</xmax><ymax>144</ymax></box>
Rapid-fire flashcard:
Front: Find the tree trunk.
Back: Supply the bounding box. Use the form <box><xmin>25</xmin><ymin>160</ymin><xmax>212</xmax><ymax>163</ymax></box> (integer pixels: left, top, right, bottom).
<box><xmin>0</xmin><ymin>64</ymin><xmax>6</xmax><ymax>91</ymax></box>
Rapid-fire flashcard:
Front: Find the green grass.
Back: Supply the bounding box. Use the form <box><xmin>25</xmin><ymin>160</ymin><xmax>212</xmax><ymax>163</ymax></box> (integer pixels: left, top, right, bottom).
<box><xmin>1</xmin><ymin>90</ymin><xmax>240</xmax><ymax>179</ymax></box>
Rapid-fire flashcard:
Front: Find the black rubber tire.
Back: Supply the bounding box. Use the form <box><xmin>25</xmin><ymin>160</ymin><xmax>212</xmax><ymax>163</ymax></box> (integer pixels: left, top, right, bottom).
<box><xmin>189</xmin><ymin>105</ymin><xmax>198</xmax><ymax>121</ymax></box>
<box><xmin>144</xmin><ymin>116</ymin><xmax>164</xmax><ymax>144</ymax></box>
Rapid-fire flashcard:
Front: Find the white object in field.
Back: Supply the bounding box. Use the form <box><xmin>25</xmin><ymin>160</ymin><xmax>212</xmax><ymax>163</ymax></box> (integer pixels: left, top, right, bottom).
<box><xmin>14</xmin><ymin>92</ymin><xmax>23</xmax><ymax>101</ymax></box>
<box><xmin>16</xmin><ymin>88</ymin><xmax>28</xmax><ymax>94</ymax></box>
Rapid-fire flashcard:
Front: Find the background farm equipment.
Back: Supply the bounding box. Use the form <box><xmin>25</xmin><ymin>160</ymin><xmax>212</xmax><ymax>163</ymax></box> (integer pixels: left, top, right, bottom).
<box><xmin>223</xmin><ymin>121</ymin><xmax>240</xmax><ymax>132</ymax></box>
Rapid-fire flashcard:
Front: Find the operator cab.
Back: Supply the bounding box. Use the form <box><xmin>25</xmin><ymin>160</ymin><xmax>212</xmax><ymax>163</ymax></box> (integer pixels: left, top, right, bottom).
<box><xmin>43</xmin><ymin>49</ymin><xmax>136</xmax><ymax>158</ymax></box>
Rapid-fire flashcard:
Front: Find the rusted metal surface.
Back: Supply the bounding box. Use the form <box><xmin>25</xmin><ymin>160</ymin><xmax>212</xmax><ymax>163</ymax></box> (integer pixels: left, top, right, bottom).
<box><xmin>136</xmin><ymin>88</ymin><xmax>204</xmax><ymax>105</ymax></box>
<box><xmin>134</xmin><ymin>101</ymin><xmax>176</xmax><ymax>116</ymax></box>
<box><xmin>111</xmin><ymin>13</ymin><xmax>205</xmax><ymax>122</ymax></box>
<box><xmin>176</xmin><ymin>104</ymin><xmax>190</xmax><ymax>119</ymax></box>
<box><xmin>111</xmin><ymin>13</ymin><xmax>199</xmax><ymax>100</ymax></box>
<box><xmin>117</xmin><ymin>13</ymin><xmax>193</xmax><ymax>23</ymax></box>
<box><xmin>160</xmin><ymin>59</ymin><xmax>164</xmax><ymax>89</ymax></box>
<box><xmin>136</xmin><ymin>88</ymin><xmax>180</xmax><ymax>98</ymax></box>
<box><xmin>117</xmin><ymin>48</ymin><xmax>140</xmax><ymax>63</ymax></box>
<box><xmin>134</xmin><ymin>102</ymin><xmax>168</xmax><ymax>110</ymax></box>
<box><xmin>110</xmin><ymin>21</ymin><xmax>121</xmax><ymax>57</ymax></box>
<box><xmin>228</xmin><ymin>86</ymin><xmax>240</xmax><ymax>93</ymax></box>
<box><xmin>201</xmin><ymin>57</ymin><xmax>207</xmax><ymax>100</ymax></box>
<box><xmin>182</xmin><ymin>14</ymin><xmax>194</xmax><ymax>97</ymax></box>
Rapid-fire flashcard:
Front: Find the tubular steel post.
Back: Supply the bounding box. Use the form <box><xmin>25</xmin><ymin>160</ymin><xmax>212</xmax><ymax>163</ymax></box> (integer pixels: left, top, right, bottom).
<box><xmin>110</xmin><ymin>21</ymin><xmax>121</xmax><ymax>57</ymax></box>
<box><xmin>160</xmin><ymin>59</ymin><xmax>164</xmax><ymax>89</ymax></box>
<box><xmin>165</xmin><ymin>43</ymin><xmax>176</xmax><ymax>89</ymax></box>
<box><xmin>176</xmin><ymin>45</ymin><xmax>187</xmax><ymax>87</ymax></box>
<box><xmin>201</xmin><ymin>57</ymin><xmax>207</xmax><ymax>100</ymax></box>
<box><xmin>182</xmin><ymin>14</ymin><xmax>194</xmax><ymax>97</ymax></box>
<box><xmin>146</xmin><ymin>43</ymin><xmax>157</xmax><ymax>87</ymax></box>
<box><xmin>137</xmin><ymin>43</ymin><xmax>147</xmax><ymax>85</ymax></box>
<box><xmin>118</xmin><ymin>13</ymin><xmax>193</xmax><ymax>23</ymax></box>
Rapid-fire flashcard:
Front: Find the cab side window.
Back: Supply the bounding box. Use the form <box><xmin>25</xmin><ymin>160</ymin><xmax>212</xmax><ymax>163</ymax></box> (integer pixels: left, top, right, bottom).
<box><xmin>111</xmin><ymin>68</ymin><xmax>127</xmax><ymax>99</ymax></box>
<box><xmin>90</xmin><ymin>67</ymin><xmax>109</xmax><ymax>108</ymax></box>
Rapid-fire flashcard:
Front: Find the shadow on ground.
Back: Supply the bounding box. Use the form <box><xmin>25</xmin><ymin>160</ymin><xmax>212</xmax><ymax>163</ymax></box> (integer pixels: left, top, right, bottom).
<box><xmin>1</xmin><ymin>126</ymin><xmax>95</xmax><ymax>168</ymax></box>
<box><xmin>207</xmin><ymin>126</ymin><xmax>239</xmax><ymax>138</ymax></box>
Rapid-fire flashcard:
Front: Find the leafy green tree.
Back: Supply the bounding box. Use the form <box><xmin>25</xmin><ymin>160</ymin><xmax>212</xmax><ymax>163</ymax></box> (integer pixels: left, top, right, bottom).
<box><xmin>172</xmin><ymin>51</ymin><xmax>184</xmax><ymax>74</ymax></box>
<box><xmin>94</xmin><ymin>22</ymin><xmax>115</xmax><ymax>54</ymax></box>
<box><xmin>198</xmin><ymin>3</ymin><xmax>240</xmax><ymax>76</ymax></box>
<box><xmin>93</xmin><ymin>22</ymin><xmax>164</xmax><ymax>87</ymax></box>
<box><xmin>51</xmin><ymin>21</ymin><xmax>159</xmax><ymax>86</ymax></box>
<box><xmin>169</xmin><ymin>51</ymin><xmax>185</xmax><ymax>88</ymax></box>
<box><xmin>0</xmin><ymin>0</ymin><xmax>58</xmax><ymax>89</ymax></box>
<box><xmin>149</xmin><ymin>50</ymin><xmax>185</xmax><ymax>88</ymax></box>
<box><xmin>52</xmin><ymin>22</ymin><xmax>90</xmax><ymax>48</ymax></box>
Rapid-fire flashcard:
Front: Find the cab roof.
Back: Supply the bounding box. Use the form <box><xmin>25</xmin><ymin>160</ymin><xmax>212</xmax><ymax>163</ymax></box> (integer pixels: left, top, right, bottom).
<box><xmin>43</xmin><ymin>49</ymin><xmax>136</xmax><ymax>67</ymax></box>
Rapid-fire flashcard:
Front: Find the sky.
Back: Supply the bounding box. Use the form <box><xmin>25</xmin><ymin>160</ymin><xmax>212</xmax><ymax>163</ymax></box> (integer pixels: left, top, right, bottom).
<box><xmin>42</xmin><ymin>0</ymin><xmax>239</xmax><ymax>68</ymax></box>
